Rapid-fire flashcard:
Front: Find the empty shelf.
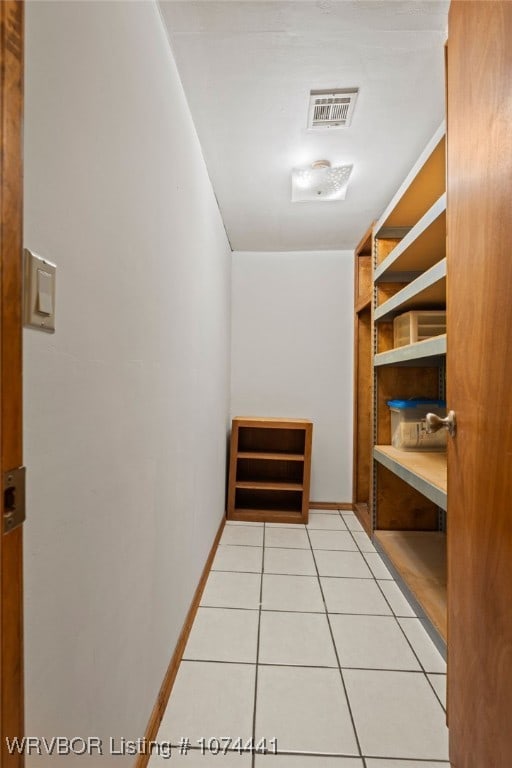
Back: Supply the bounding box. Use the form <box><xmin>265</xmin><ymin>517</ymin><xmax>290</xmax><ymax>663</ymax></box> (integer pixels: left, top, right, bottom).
<box><xmin>237</xmin><ymin>451</ymin><xmax>305</xmax><ymax>462</ymax></box>
<box><xmin>373</xmin><ymin>446</ymin><xmax>447</xmax><ymax>510</ymax></box>
<box><xmin>235</xmin><ymin>481</ymin><xmax>303</xmax><ymax>491</ymax></box>
<box><xmin>375</xmin><ymin>195</ymin><xmax>446</xmax><ymax>281</ymax></box>
<box><xmin>375</xmin><ymin>259</ymin><xmax>446</xmax><ymax>323</ymax></box>
<box><xmin>374</xmin><ymin>334</ymin><xmax>446</xmax><ymax>366</ymax></box>
<box><xmin>374</xmin><ymin>530</ymin><xmax>447</xmax><ymax>641</ymax></box>
<box><xmin>375</xmin><ymin>124</ymin><xmax>446</xmax><ymax>233</ymax></box>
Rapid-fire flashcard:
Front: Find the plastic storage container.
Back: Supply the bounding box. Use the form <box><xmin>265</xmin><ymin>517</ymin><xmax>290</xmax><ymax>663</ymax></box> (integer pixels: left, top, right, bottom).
<box><xmin>387</xmin><ymin>398</ymin><xmax>447</xmax><ymax>451</ymax></box>
<box><xmin>393</xmin><ymin>310</ymin><xmax>446</xmax><ymax>348</ymax></box>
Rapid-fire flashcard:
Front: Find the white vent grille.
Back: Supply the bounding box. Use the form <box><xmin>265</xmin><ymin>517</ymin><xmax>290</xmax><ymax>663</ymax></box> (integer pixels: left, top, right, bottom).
<box><xmin>308</xmin><ymin>88</ymin><xmax>358</xmax><ymax>129</ymax></box>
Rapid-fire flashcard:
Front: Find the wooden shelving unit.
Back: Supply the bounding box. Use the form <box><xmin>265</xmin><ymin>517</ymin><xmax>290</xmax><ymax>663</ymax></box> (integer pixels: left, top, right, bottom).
<box><xmin>374</xmin><ymin>194</ymin><xmax>446</xmax><ymax>280</ymax></box>
<box><xmin>227</xmin><ymin>417</ymin><xmax>313</xmax><ymax>524</ymax></box>
<box><xmin>374</xmin><ymin>334</ymin><xmax>446</xmax><ymax>367</ymax></box>
<box><xmin>370</xmin><ymin>123</ymin><xmax>448</xmax><ymax>643</ymax></box>
<box><xmin>374</xmin><ymin>530</ymin><xmax>447</xmax><ymax>638</ymax></box>
<box><xmin>352</xmin><ymin>226</ymin><xmax>373</xmax><ymax>534</ymax></box>
<box><xmin>374</xmin><ymin>259</ymin><xmax>446</xmax><ymax>322</ymax></box>
<box><xmin>373</xmin><ymin>446</ymin><xmax>447</xmax><ymax>509</ymax></box>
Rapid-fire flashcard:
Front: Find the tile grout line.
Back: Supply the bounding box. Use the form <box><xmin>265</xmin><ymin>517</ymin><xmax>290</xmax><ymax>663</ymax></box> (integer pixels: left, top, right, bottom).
<box><xmin>198</xmin><ymin>603</ymin><xmax>259</xmax><ymax>612</ymax></box>
<box><xmin>346</xmin><ymin>525</ymin><xmax>434</xmax><ymax>675</ymax></box>
<box><xmin>425</xmin><ymin>673</ymin><xmax>447</xmax><ymax>713</ymax></box>
<box><xmin>257</xmin><ymin>570</ymin><xmax>378</xmax><ymax>580</ymax></box>
<box><xmin>212</xmin><ymin>529</ymin><xmax>447</xmax><ymax>712</ymax></box>
<box><xmin>333</xmin><ymin>512</ymin><xmax>370</xmax><ymax>768</ymax></box>
<box><xmin>335</xmin><ymin>512</ymin><xmax>369</xmax><ymax>768</ymax></box>
<box><xmin>336</xmin><ymin>512</ymin><xmax>447</xmax><ymax>763</ymax></box>
<box><xmin>171</xmin><ymin>742</ymin><xmax>451</xmax><ymax>768</ymax></box>
<box><xmin>166</xmin><ymin>744</ymin><xmax>450</xmax><ymax>762</ymax></box>
<box><xmin>250</xmin><ymin>525</ymin><xmax>265</xmax><ymax>768</ymax></box>
<box><xmin>222</xmin><ymin>521</ymin><xmax>446</xmax><ymax>744</ymax></box>
<box><xmin>180</xmin><ymin>657</ymin><xmax>444</xmax><ymax>675</ymax></box>
<box><xmin>195</xmin><ymin>602</ymin><xmax>419</xmax><ymax>617</ymax></box>
<box><xmin>354</xmin><ymin>757</ymin><xmax>450</xmax><ymax>764</ymax></box>
<box><xmin>212</xmin><ymin>569</ymin><xmax>264</xmax><ymax>575</ymax></box>
<box><xmin>305</xmin><ymin>511</ymin><xmax>368</xmax><ymax>768</ymax></box>
<box><xmin>189</xmin><ymin>520</ymin><xmax>447</xmax><ymax>762</ymax></box>
<box><xmin>343</xmin><ymin>523</ymin><xmax>448</xmax><ymax>716</ymax></box>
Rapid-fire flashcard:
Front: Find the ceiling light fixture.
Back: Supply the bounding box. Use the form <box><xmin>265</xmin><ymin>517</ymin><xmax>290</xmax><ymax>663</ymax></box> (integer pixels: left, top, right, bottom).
<box><xmin>291</xmin><ymin>160</ymin><xmax>353</xmax><ymax>203</ymax></box>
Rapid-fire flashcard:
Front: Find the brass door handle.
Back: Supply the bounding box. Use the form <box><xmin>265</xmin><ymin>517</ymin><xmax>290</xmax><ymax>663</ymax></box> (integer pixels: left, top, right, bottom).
<box><xmin>426</xmin><ymin>410</ymin><xmax>457</xmax><ymax>437</ymax></box>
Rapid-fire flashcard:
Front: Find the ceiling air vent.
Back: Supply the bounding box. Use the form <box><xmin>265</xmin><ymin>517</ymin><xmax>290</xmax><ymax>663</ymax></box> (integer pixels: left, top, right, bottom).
<box><xmin>307</xmin><ymin>88</ymin><xmax>359</xmax><ymax>130</ymax></box>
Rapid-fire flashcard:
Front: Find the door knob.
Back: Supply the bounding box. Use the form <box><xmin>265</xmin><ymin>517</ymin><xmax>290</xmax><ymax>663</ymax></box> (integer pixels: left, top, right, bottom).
<box><xmin>425</xmin><ymin>410</ymin><xmax>457</xmax><ymax>437</ymax></box>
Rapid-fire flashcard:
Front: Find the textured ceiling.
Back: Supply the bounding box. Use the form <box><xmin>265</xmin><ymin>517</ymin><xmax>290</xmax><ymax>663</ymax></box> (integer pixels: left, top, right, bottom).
<box><xmin>159</xmin><ymin>1</ymin><xmax>448</xmax><ymax>251</ymax></box>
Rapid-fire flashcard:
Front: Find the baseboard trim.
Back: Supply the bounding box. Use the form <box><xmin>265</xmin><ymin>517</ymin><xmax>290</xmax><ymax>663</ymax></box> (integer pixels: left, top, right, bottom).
<box><xmin>135</xmin><ymin>515</ymin><xmax>225</xmax><ymax>767</ymax></box>
<box><xmin>309</xmin><ymin>501</ymin><xmax>353</xmax><ymax>511</ymax></box>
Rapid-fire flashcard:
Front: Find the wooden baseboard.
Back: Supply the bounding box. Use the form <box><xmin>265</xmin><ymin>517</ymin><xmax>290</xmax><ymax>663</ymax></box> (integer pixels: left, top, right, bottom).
<box><xmin>309</xmin><ymin>501</ymin><xmax>353</xmax><ymax>511</ymax></box>
<box><xmin>135</xmin><ymin>516</ymin><xmax>225</xmax><ymax>767</ymax></box>
<box><xmin>353</xmin><ymin>501</ymin><xmax>372</xmax><ymax>537</ymax></box>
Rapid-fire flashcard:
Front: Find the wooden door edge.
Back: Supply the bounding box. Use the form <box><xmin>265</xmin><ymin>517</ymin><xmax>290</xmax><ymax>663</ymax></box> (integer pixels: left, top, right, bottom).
<box><xmin>1</xmin><ymin>2</ymin><xmax>25</xmax><ymax>764</ymax></box>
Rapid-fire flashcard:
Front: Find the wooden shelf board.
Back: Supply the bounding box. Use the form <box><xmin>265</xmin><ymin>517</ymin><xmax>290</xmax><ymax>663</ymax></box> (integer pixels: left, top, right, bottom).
<box><xmin>375</xmin><ymin>194</ymin><xmax>446</xmax><ymax>281</ymax></box>
<box><xmin>375</xmin><ymin>123</ymin><xmax>446</xmax><ymax>232</ymax></box>
<box><xmin>230</xmin><ymin>509</ymin><xmax>305</xmax><ymax>524</ymax></box>
<box><xmin>355</xmin><ymin>295</ymin><xmax>372</xmax><ymax>314</ymax></box>
<box><xmin>234</xmin><ymin>416</ymin><xmax>312</xmax><ymax>427</ymax></box>
<box><xmin>237</xmin><ymin>451</ymin><xmax>304</xmax><ymax>462</ymax></box>
<box><xmin>374</xmin><ymin>446</ymin><xmax>447</xmax><ymax>510</ymax></box>
<box><xmin>235</xmin><ymin>481</ymin><xmax>303</xmax><ymax>491</ymax></box>
<box><xmin>375</xmin><ymin>334</ymin><xmax>446</xmax><ymax>367</ymax></box>
<box><xmin>374</xmin><ymin>530</ymin><xmax>447</xmax><ymax>640</ymax></box>
<box><xmin>375</xmin><ymin>258</ymin><xmax>446</xmax><ymax>323</ymax></box>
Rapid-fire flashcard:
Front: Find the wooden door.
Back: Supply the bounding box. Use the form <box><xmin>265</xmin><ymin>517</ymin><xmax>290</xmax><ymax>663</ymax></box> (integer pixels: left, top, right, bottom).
<box><xmin>0</xmin><ymin>1</ymin><xmax>25</xmax><ymax>764</ymax></box>
<box><xmin>446</xmin><ymin>2</ymin><xmax>512</xmax><ymax>766</ymax></box>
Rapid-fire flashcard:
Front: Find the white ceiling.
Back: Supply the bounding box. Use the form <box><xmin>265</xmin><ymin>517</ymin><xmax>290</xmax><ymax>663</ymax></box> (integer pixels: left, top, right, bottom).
<box><xmin>159</xmin><ymin>1</ymin><xmax>448</xmax><ymax>251</ymax></box>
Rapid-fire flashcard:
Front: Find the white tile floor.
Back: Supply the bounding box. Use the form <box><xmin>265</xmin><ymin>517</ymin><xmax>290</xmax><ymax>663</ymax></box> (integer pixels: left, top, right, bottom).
<box><xmin>150</xmin><ymin>512</ymin><xmax>449</xmax><ymax>767</ymax></box>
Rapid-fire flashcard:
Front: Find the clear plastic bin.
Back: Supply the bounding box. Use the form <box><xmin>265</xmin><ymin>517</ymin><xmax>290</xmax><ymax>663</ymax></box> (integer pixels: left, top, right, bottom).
<box><xmin>387</xmin><ymin>398</ymin><xmax>447</xmax><ymax>451</ymax></box>
<box><xmin>393</xmin><ymin>310</ymin><xmax>446</xmax><ymax>348</ymax></box>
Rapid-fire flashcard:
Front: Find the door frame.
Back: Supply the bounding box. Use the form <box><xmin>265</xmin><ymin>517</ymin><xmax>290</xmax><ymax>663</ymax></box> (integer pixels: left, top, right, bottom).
<box><xmin>1</xmin><ymin>0</ymin><xmax>25</xmax><ymax>764</ymax></box>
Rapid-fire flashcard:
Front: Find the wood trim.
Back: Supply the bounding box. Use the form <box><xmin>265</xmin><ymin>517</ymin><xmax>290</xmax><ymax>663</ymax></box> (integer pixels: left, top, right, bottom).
<box><xmin>228</xmin><ymin>509</ymin><xmax>303</xmax><ymax>525</ymax></box>
<box><xmin>1</xmin><ymin>2</ymin><xmax>25</xmax><ymax>765</ymax></box>
<box><xmin>309</xmin><ymin>502</ymin><xmax>353</xmax><ymax>511</ymax></box>
<box><xmin>135</xmin><ymin>516</ymin><xmax>225</xmax><ymax>768</ymax></box>
<box><xmin>353</xmin><ymin>226</ymin><xmax>373</xmax><ymax>522</ymax></box>
<box><xmin>301</xmin><ymin>422</ymin><xmax>313</xmax><ymax>524</ymax></box>
<box><xmin>353</xmin><ymin>502</ymin><xmax>372</xmax><ymax>537</ymax></box>
<box><xmin>446</xmin><ymin>2</ymin><xmax>512</xmax><ymax>764</ymax></box>
<box><xmin>232</xmin><ymin>416</ymin><xmax>312</xmax><ymax>427</ymax></box>
<box><xmin>354</xmin><ymin>223</ymin><xmax>374</xmax><ymax>256</ymax></box>
<box><xmin>226</xmin><ymin>420</ymin><xmax>239</xmax><ymax>518</ymax></box>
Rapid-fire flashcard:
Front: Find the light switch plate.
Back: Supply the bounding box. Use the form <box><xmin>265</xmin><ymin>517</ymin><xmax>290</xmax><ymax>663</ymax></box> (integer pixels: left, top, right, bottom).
<box><xmin>24</xmin><ymin>249</ymin><xmax>56</xmax><ymax>333</ymax></box>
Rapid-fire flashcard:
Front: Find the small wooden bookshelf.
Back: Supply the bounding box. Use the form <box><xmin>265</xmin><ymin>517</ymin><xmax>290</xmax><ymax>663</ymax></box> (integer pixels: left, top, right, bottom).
<box><xmin>227</xmin><ymin>417</ymin><xmax>313</xmax><ymax>524</ymax></box>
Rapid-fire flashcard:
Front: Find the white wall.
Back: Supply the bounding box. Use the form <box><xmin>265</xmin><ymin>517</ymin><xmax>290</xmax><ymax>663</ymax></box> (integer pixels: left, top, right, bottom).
<box><xmin>231</xmin><ymin>251</ymin><xmax>354</xmax><ymax>502</ymax></box>
<box><xmin>23</xmin><ymin>1</ymin><xmax>231</xmax><ymax>762</ymax></box>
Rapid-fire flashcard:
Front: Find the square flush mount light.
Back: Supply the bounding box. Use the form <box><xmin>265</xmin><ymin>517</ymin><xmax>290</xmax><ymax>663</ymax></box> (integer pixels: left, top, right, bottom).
<box><xmin>291</xmin><ymin>160</ymin><xmax>353</xmax><ymax>202</ymax></box>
